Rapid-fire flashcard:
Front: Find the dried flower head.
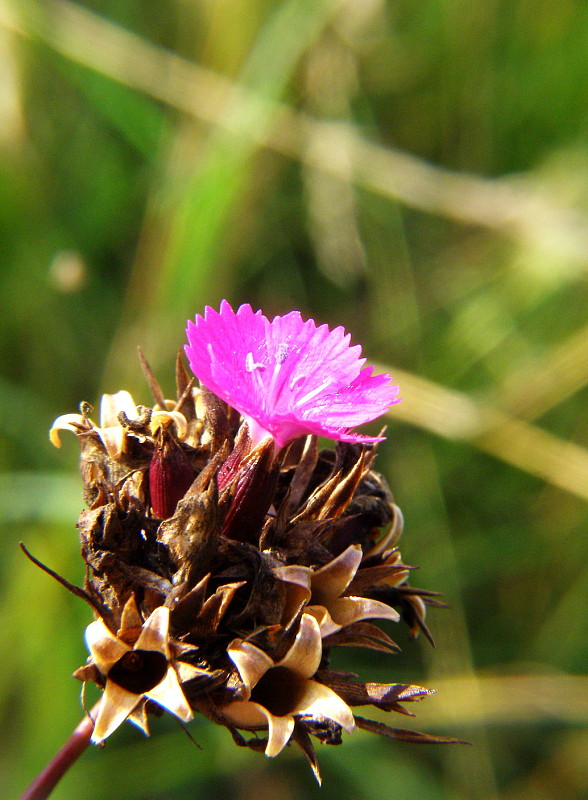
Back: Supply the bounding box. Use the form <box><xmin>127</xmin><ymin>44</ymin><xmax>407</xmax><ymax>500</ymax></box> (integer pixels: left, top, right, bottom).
<box><xmin>83</xmin><ymin>600</ymin><xmax>196</xmax><ymax>743</ymax></box>
<box><xmin>40</xmin><ymin>304</ymin><xmax>455</xmax><ymax>784</ymax></box>
<box><xmin>185</xmin><ymin>301</ymin><xmax>400</xmax><ymax>448</ymax></box>
<box><xmin>222</xmin><ymin>613</ymin><xmax>355</xmax><ymax>757</ymax></box>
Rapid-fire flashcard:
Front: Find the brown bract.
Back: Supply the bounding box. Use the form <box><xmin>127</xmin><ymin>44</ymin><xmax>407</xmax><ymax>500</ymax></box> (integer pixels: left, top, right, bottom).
<box><xmin>46</xmin><ymin>351</ymin><xmax>452</xmax><ymax>781</ymax></box>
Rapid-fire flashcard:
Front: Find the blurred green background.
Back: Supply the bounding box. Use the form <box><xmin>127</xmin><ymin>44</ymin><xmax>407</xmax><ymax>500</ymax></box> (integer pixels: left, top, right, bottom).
<box><xmin>2</xmin><ymin>0</ymin><xmax>588</xmax><ymax>798</ymax></box>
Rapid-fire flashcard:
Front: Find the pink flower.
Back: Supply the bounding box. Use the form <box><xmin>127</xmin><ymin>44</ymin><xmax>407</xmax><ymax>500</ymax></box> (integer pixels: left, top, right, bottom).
<box><xmin>185</xmin><ymin>301</ymin><xmax>400</xmax><ymax>448</ymax></box>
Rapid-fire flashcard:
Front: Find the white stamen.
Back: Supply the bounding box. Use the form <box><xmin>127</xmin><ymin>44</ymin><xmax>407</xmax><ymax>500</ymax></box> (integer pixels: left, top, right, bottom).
<box><xmin>289</xmin><ymin>374</ymin><xmax>307</xmax><ymax>392</ymax></box>
<box><xmin>294</xmin><ymin>379</ymin><xmax>333</xmax><ymax>408</ymax></box>
<box><xmin>246</xmin><ymin>352</ymin><xmax>268</xmax><ymax>400</ymax></box>
<box><xmin>263</xmin><ymin>343</ymin><xmax>292</xmax><ymax>408</ymax></box>
<box><xmin>246</xmin><ymin>352</ymin><xmax>266</xmax><ymax>372</ymax></box>
<box><xmin>267</xmin><ymin>362</ymin><xmax>283</xmax><ymax>407</ymax></box>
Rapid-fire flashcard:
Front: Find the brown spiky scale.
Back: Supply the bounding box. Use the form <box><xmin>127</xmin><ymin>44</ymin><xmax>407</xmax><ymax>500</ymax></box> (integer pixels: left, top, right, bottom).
<box><xmin>43</xmin><ymin>354</ymin><xmax>453</xmax><ymax>779</ymax></box>
<box><xmin>158</xmin><ymin>471</ymin><xmax>220</xmax><ymax>588</ymax></box>
<box><xmin>322</xmin><ymin>621</ymin><xmax>400</xmax><ymax>653</ymax></box>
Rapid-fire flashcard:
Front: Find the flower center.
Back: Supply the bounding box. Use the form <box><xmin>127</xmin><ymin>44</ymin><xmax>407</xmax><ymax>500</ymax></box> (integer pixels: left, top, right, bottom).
<box><xmin>246</xmin><ymin>345</ymin><xmax>295</xmax><ymax>414</ymax></box>
<box><xmin>108</xmin><ymin>649</ymin><xmax>168</xmax><ymax>694</ymax></box>
<box><xmin>250</xmin><ymin>666</ymin><xmax>307</xmax><ymax>717</ymax></box>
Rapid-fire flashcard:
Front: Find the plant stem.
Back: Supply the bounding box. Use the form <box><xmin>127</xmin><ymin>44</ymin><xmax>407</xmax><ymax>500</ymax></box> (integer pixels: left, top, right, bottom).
<box><xmin>20</xmin><ymin>701</ymin><xmax>100</xmax><ymax>800</ymax></box>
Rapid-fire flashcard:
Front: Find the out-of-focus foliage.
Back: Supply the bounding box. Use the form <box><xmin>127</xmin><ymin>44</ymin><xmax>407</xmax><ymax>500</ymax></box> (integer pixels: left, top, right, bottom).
<box><xmin>1</xmin><ymin>0</ymin><xmax>588</xmax><ymax>798</ymax></box>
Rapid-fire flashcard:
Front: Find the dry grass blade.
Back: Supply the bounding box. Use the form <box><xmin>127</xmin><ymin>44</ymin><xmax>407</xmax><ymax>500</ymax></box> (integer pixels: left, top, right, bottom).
<box><xmin>386</xmin><ymin>366</ymin><xmax>588</xmax><ymax>502</ymax></box>
<box><xmin>498</xmin><ymin>320</ymin><xmax>588</xmax><ymax>420</ymax></box>
<box><xmin>3</xmin><ymin>0</ymin><xmax>588</xmax><ymax>262</ymax></box>
<box><xmin>416</xmin><ymin>673</ymin><xmax>588</xmax><ymax>725</ymax></box>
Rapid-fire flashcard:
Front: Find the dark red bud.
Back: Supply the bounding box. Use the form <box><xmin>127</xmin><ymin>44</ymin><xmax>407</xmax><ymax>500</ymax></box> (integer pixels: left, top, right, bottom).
<box><xmin>221</xmin><ymin>439</ymin><xmax>277</xmax><ymax>543</ymax></box>
<box><xmin>217</xmin><ymin>423</ymin><xmax>252</xmax><ymax>491</ymax></box>
<box><xmin>149</xmin><ymin>439</ymin><xmax>196</xmax><ymax>519</ymax></box>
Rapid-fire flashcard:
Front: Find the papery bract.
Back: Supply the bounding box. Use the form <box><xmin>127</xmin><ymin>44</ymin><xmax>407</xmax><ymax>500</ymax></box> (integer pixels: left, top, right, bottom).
<box><xmin>185</xmin><ymin>301</ymin><xmax>400</xmax><ymax>448</ymax></box>
<box><xmin>223</xmin><ymin>613</ymin><xmax>355</xmax><ymax>757</ymax></box>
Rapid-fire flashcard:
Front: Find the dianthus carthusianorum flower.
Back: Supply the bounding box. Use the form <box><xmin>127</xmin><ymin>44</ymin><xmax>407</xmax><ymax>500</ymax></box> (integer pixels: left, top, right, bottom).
<box><xmin>40</xmin><ymin>303</ymin><xmax>454</xmax><ymax>784</ymax></box>
<box><xmin>185</xmin><ymin>301</ymin><xmax>400</xmax><ymax>448</ymax></box>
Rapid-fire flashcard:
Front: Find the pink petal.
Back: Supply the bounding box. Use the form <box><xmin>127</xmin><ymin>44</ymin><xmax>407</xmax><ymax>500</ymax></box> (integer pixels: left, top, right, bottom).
<box><xmin>185</xmin><ymin>301</ymin><xmax>400</xmax><ymax>448</ymax></box>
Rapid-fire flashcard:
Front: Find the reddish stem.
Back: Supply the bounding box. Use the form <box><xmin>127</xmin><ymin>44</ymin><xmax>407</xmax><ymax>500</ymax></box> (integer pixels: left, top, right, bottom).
<box><xmin>20</xmin><ymin>701</ymin><xmax>100</xmax><ymax>800</ymax></box>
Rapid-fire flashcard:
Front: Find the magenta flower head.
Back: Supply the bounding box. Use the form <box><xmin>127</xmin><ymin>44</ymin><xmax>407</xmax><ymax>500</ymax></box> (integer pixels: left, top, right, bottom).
<box><xmin>185</xmin><ymin>300</ymin><xmax>400</xmax><ymax>448</ymax></box>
